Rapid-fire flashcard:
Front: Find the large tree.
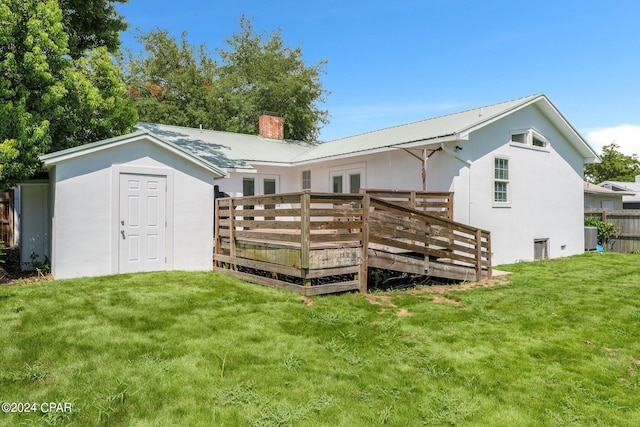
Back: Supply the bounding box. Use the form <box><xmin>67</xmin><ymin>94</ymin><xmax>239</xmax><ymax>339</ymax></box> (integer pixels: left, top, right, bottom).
<box><xmin>214</xmin><ymin>16</ymin><xmax>329</xmax><ymax>141</ymax></box>
<box><xmin>123</xmin><ymin>29</ymin><xmax>218</xmax><ymax>130</ymax></box>
<box><xmin>0</xmin><ymin>0</ymin><xmax>68</xmax><ymax>187</ymax></box>
<box><xmin>0</xmin><ymin>0</ymin><xmax>137</xmax><ymax>189</ymax></box>
<box><xmin>585</xmin><ymin>142</ymin><xmax>640</xmax><ymax>183</ymax></box>
<box><xmin>58</xmin><ymin>0</ymin><xmax>128</xmax><ymax>59</ymax></box>
<box><xmin>124</xmin><ymin>16</ymin><xmax>329</xmax><ymax>141</ymax></box>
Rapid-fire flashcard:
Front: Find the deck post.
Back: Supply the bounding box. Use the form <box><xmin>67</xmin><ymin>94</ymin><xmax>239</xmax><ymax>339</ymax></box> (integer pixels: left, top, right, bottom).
<box><xmin>447</xmin><ymin>192</ymin><xmax>454</xmax><ymax>221</ymax></box>
<box><xmin>475</xmin><ymin>228</ymin><xmax>483</xmax><ymax>282</ymax></box>
<box><xmin>358</xmin><ymin>194</ymin><xmax>370</xmax><ymax>293</ymax></box>
<box><xmin>229</xmin><ymin>199</ymin><xmax>237</xmax><ymax>270</ymax></box>
<box><xmin>485</xmin><ymin>231</ymin><xmax>492</xmax><ymax>279</ymax></box>
<box><xmin>300</xmin><ymin>193</ymin><xmax>311</xmax><ymax>291</ymax></box>
<box><xmin>213</xmin><ymin>199</ymin><xmax>221</xmax><ymax>268</ymax></box>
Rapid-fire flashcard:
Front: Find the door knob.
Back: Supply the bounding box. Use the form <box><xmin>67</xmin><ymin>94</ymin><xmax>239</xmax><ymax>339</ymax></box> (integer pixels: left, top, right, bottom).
<box><xmin>121</xmin><ymin>230</ymin><xmax>126</xmax><ymax>239</ymax></box>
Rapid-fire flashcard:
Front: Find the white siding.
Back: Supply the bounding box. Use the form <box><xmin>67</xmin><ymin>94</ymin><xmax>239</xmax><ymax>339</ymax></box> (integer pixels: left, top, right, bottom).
<box><xmin>453</xmin><ymin>105</ymin><xmax>586</xmax><ymax>265</ymax></box>
<box><xmin>208</xmin><ymin>104</ymin><xmax>588</xmax><ymax>267</ymax></box>
<box><xmin>50</xmin><ymin>139</ymin><xmax>215</xmax><ymax>279</ymax></box>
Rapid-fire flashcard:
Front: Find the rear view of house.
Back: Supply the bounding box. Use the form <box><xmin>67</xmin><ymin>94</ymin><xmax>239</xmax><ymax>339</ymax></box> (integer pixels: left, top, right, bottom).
<box><xmin>17</xmin><ymin>94</ymin><xmax>598</xmax><ymax>279</ymax></box>
<box><xmin>141</xmin><ymin>94</ymin><xmax>599</xmax><ymax>265</ymax></box>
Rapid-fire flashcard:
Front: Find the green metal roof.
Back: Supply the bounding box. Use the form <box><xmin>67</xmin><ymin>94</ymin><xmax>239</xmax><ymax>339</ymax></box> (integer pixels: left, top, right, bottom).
<box><xmin>137</xmin><ymin>123</ymin><xmax>316</xmax><ymax>168</ymax></box>
<box><xmin>40</xmin><ymin>130</ymin><xmax>227</xmax><ymax>177</ymax></box>
<box><xmin>293</xmin><ymin>94</ymin><xmax>598</xmax><ymax>162</ymax></box>
<box><xmin>40</xmin><ymin>94</ymin><xmax>599</xmax><ymax>172</ymax></box>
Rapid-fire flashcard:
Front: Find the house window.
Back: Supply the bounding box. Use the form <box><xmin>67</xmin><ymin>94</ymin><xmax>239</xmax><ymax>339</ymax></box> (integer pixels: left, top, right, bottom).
<box><xmin>532</xmin><ymin>132</ymin><xmax>547</xmax><ymax>148</ymax></box>
<box><xmin>242</xmin><ymin>177</ymin><xmax>255</xmax><ymax>220</ymax></box>
<box><xmin>510</xmin><ymin>129</ymin><xmax>549</xmax><ymax>149</ymax></box>
<box><xmin>494</xmin><ymin>157</ymin><xmax>509</xmax><ymax>204</ymax></box>
<box><xmin>601</xmin><ymin>200</ymin><xmax>614</xmax><ymax>210</ymax></box>
<box><xmin>263</xmin><ymin>178</ymin><xmax>276</xmax><ymax>220</ymax></box>
<box><xmin>349</xmin><ymin>172</ymin><xmax>361</xmax><ymax>194</ymax></box>
<box><xmin>302</xmin><ymin>170</ymin><xmax>311</xmax><ymax>190</ymax></box>
<box><xmin>332</xmin><ymin>175</ymin><xmax>343</xmax><ymax>193</ymax></box>
<box><xmin>243</xmin><ymin>178</ymin><xmax>255</xmax><ymax>197</ymax></box>
<box><xmin>329</xmin><ymin>163</ymin><xmax>365</xmax><ymax>194</ymax></box>
<box><xmin>511</xmin><ymin>132</ymin><xmax>526</xmax><ymax>144</ymax></box>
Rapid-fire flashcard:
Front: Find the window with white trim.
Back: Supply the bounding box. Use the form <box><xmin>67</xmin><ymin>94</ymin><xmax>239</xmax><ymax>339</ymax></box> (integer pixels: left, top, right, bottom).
<box><xmin>493</xmin><ymin>157</ymin><xmax>509</xmax><ymax>204</ymax></box>
<box><xmin>510</xmin><ymin>129</ymin><xmax>549</xmax><ymax>149</ymax></box>
<box><xmin>302</xmin><ymin>170</ymin><xmax>311</xmax><ymax>190</ymax></box>
<box><xmin>329</xmin><ymin>163</ymin><xmax>365</xmax><ymax>194</ymax></box>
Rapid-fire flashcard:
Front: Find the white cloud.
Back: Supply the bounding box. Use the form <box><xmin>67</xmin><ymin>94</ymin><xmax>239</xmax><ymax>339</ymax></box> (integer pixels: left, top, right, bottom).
<box><xmin>586</xmin><ymin>125</ymin><xmax>640</xmax><ymax>157</ymax></box>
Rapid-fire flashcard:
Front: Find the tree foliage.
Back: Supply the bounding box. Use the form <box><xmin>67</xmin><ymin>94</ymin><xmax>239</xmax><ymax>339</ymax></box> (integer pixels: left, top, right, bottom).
<box><xmin>585</xmin><ymin>142</ymin><xmax>640</xmax><ymax>184</ymax></box>
<box><xmin>58</xmin><ymin>0</ymin><xmax>129</xmax><ymax>59</ymax></box>
<box><xmin>0</xmin><ymin>0</ymin><xmax>69</xmax><ymax>187</ymax></box>
<box><xmin>124</xmin><ymin>16</ymin><xmax>329</xmax><ymax>141</ymax></box>
<box><xmin>50</xmin><ymin>47</ymin><xmax>138</xmax><ymax>153</ymax></box>
<box><xmin>124</xmin><ymin>29</ymin><xmax>217</xmax><ymax>130</ymax></box>
<box><xmin>0</xmin><ymin>0</ymin><xmax>137</xmax><ymax>189</ymax></box>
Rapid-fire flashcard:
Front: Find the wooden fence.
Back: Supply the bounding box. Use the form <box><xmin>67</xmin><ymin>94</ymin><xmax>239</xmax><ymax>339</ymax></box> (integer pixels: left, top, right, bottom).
<box><xmin>214</xmin><ymin>191</ymin><xmax>491</xmax><ymax>295</ymax></box>
<box><xmin>0</xmin><ymin>190</ymin><xmax>14</xmax><ymax>247</ymax></box>
<box><xmin>585</xmin><ymin>208</ymin><xmax>640</xmax><ymax>253</ymax></box>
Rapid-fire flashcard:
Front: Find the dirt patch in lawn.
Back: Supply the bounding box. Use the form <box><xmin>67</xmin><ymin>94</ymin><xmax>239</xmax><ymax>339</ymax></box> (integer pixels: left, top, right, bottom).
<box><xmin>364</xmin><ymin>277</ymin><xmax>510</xmax><ymax>311</ymax></box>
<box><xmin>406</xmin><ymin>277</ymin><xmax>510</xmax><ymax>295</ymax></box>
<box><xmin>365</xmin><ymin>294</ymin><xmax>413</xmax><ymax>316</ymax></box>
<box><xmin>431</xmin><ymin>296</ymin><xmax>465</xmax><ymax>307</ymax></box>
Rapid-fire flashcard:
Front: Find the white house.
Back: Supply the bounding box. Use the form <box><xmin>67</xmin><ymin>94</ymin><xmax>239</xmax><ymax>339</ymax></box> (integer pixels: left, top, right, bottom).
<box><xmin>20</xmin><ymin>93</ymin><xmax>598</xmax><ymax>278</ymax></box>
<box><xmin>139</xmin><ymin>94</ymin><xmax>598</xmax><ymax>265</ymax></box>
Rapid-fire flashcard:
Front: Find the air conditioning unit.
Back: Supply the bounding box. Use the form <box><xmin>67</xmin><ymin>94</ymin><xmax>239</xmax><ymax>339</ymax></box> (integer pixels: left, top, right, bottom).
<box><xmin>585</xmin><ymin>226</ymin><xmax>598</xmax><ymax>251</ymax></box>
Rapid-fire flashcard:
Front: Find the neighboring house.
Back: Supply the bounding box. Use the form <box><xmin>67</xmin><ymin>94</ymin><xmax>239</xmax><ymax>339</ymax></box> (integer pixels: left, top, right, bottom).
<box><xmin>584</xmin><ymin>182</ymin><xmax>632</xmax><ymax>210</ymax></box>
<box><xmin>19</xmin><ymin>93</ymin><xmax>599</xmax><ymax>278</ymax></box>
<box><xmin>599</xmin><ymin>176</ymin><xmax>640</xmax><ymax>209</ymax></box>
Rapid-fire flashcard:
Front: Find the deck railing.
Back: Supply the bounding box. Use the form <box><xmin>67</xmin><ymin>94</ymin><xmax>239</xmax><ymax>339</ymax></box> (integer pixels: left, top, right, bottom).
<box><xmin>361</xmin><ymin>189</ymin><xmax>454</xmax><ymax>219</ymax></box>
<box><xmin>214</xmin><ymin>191</ymin><xmax>491</xmax><ymax>295</ymax></box>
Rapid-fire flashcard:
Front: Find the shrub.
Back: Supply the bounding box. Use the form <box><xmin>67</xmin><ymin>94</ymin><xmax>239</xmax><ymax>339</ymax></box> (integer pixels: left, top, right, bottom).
<box><xmin>584</xmin><ymin>216</ymin><xmax>620</xmax><ymax>245</ymax></box>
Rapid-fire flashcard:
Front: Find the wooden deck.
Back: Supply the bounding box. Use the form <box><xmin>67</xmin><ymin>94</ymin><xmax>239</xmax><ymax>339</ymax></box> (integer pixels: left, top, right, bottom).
<box><xmin>214</xmin><ymin>191</ymin><xmax>491</xmax><ymax>295</ymax></box>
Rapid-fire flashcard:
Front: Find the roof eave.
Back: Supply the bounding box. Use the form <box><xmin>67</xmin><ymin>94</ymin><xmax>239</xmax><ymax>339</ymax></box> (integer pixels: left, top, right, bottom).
<box><xmin>40</xmin><ymin>132</ymin><xmax>227</xmax><ymax>178</ymax></box>
<box><xmin>457</xmin><ymin>94</ymin><xmax>600</xmax><ymax>163</ymax></box>
<box><xmin>290</xmin><ymin>134</ymin><xmax>462</xmax><ymax>166</ymax></box>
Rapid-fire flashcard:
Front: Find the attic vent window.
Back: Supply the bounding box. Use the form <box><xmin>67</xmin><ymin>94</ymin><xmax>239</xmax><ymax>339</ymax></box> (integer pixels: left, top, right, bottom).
<box><xmin>532</xmin><ymin>133</ymin><xmax>546</xmax><ymax>147</ymax></box>
<box><xmin>510</xmin><ymin>129</ymin><xmax>549</xmax><ymax>149</ymax></box>
<box><xmin>511</xmin><ymin>132</ymin><xmax>526</xmax><ymax>144</ymax></box>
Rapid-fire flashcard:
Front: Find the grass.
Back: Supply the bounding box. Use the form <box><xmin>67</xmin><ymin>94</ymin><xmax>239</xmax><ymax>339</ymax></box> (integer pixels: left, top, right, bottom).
<box><xmin>0</xmin><ymin>252</ymin><xmax>639</xmax><ymax>426</ymax></box>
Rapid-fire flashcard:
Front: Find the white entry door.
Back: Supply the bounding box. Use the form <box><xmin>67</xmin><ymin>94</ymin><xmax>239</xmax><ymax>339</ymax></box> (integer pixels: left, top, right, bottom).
<box><xmin>119</xmin><ymin>173</ymin><xmax>167</xmax><ymax>273</ymax></box>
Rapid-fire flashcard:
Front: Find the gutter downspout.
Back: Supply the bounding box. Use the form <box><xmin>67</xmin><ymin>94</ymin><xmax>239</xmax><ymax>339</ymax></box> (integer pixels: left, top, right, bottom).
<box><xmin>440</xmin><ymin>142</ymin><xmax>472</xmax><ymax>225</ymax></box>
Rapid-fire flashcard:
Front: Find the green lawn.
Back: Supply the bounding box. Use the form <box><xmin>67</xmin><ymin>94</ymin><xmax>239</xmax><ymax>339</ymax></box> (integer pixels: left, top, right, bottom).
<box><xmin>1</xmin><ymin>253</ymin><xmax>639</xmax><ymax>426</ymax></box>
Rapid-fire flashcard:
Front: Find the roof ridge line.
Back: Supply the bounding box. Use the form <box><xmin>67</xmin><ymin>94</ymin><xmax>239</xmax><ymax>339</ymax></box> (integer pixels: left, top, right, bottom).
<box><xmin>322</xmin><ymin>94</ymin><xmax>543</xmax><ymax>143</ymax></box>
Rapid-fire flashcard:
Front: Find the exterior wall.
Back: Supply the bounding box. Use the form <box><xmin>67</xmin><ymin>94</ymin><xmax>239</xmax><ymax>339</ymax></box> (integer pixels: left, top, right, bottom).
<box><xmin>584</xmin><ymin>194</ymin><xmax>624</xmax><ymax>210</ymax></box>
<box><xmin>216</xmin><ymin>149</ymin><xmax>433</xmax><ymax>196</ymax></box>
<box><xmin>18</xmin><ymin>183</ymin><xmax>50</xmax><ymax>270</ymax></box>
<box><xmin>453</xmin><ymin>105</ymin><xmax>586</xmax><ymax>265</ymax></box>
<box><xmin>213</xmin><ymin>104</ymin><xmax>588</xmax><ymax>266</ymax></box>
<box><xmin>51</xmin><ymin>139</ymin><xmax>215</xmax><ymax>279</ymax></box>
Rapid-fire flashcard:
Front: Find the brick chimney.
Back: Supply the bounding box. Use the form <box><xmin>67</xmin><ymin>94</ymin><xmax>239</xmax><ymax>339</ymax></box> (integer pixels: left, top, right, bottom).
<box><xmin>259</xmin><ymin>112</ymin><xmax>284</xmax><ymax>139</ymax></box>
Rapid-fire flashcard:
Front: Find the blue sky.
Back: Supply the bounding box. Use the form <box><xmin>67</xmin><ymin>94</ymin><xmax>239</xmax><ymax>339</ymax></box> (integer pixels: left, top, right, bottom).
<box><xmin>117</xmin><ymin>0</ymin><xmax>640</xmax><ymax>156</ymax></box>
